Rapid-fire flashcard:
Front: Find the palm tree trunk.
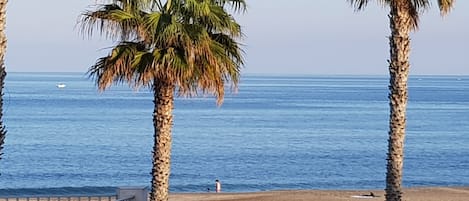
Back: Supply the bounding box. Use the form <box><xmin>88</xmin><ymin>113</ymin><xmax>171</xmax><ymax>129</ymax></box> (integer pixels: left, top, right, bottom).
<box><xmin>385</xmin><ymin>1</ymin><xmax>412</xmax><ymax>201</ymax></box>
<box><xmin>150</xmin><ymin>79</ymin><xmax>175</xmax><ymax>201</ymax></box>
<box><xmin>0</xmin><ymin>0</ymin><xmax>8</xmax><ymax>162</ymax></box>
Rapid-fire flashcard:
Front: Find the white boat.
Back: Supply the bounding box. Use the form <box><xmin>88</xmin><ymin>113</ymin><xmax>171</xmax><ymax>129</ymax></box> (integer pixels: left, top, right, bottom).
<box><xmin>56</xmin><ymin>83</ymin><xmax>66</xmax><ymax>88</ymax></box>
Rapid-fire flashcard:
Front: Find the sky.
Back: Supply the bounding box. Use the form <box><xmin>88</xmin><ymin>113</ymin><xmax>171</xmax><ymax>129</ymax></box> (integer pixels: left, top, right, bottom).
<box><xmin>5</xmin><ymin>0</ymin><xmax>469</xmax><ymax>75</ymax></box>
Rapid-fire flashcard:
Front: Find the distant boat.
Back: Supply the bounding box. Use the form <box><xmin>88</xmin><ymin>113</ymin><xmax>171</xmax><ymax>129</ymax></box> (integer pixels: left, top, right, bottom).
<box><xmin>56</xmin><ymin>83</ymin><xmax>66</xmax><ymax>88</ymax></box>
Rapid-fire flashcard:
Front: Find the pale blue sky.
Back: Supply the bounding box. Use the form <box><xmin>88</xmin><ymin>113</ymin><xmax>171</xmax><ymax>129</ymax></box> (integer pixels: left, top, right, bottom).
<box><xmin>5</xmin><ymin>0</ymin><xmax>468</xmax><ymax>75</ymax></box>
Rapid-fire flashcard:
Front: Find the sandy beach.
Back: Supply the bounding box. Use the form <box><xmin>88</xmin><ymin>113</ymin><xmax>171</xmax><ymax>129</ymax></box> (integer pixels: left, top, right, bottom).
<box><xmin>0</xmin><ymin>187</ymin><xmax>467</xmax><ymax>201</ymax></box>
<box><xmin>169</xmin><ymin>187</ymin><xmax>469</xmax><ymax>201</ymax></box>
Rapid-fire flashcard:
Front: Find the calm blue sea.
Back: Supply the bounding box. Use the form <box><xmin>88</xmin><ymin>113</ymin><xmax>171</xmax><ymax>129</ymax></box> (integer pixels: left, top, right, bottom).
<box><xmin>0</xmin><ymin>72</ymin><xmax>468</xmax><ymax>195</ymax></box>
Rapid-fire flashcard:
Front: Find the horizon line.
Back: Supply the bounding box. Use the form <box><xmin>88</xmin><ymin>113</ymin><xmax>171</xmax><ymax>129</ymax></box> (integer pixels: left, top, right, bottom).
<box><xmin>6</xmin><ymin>71</ymin><xmax>469</xmax><ymax>77</ymax></box>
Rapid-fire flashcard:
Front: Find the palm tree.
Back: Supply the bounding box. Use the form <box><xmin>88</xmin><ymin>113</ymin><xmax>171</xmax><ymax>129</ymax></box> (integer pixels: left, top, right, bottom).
<box><xmin>347</xmin><ymin>0</ymin><xmax>454</xmax><ymax>200</ymax></box>
<box><xmin>80</xmin><ymin>1</ymin><xmax>245</xmax><ymax>201</ymax></box>
<box><xmin>0</xmin><ymin>0</ymin><xmax>7</xmax><ymax>162</ymax></box>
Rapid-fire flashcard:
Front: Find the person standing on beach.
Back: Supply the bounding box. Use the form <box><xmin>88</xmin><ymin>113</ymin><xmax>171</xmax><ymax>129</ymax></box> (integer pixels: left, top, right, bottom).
<box><xmin>215</xmin><ymin>180</ymin><xmax>221</xmax><ymax>193</ymax></box>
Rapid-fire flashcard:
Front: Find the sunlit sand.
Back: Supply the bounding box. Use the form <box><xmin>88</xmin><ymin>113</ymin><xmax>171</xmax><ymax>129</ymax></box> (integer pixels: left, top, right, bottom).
<box><xmin>169</xmin><ymin>187</ymin><xmax>469</xmax><ymax>201</ymax></box>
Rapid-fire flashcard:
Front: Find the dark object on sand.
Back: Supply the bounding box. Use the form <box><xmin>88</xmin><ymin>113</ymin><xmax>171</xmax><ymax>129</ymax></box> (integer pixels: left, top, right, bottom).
<box><xmin>361</xmin><ymin>192</ymin><xmax>378</xmax><ymax>197</ymax></box>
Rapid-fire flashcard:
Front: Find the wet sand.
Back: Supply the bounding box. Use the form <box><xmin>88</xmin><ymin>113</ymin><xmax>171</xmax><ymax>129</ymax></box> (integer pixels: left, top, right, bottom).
<box><xmin>170</xmin><ymin>187</ymin><xmax>469</xmax><ymax>201</ymax></box>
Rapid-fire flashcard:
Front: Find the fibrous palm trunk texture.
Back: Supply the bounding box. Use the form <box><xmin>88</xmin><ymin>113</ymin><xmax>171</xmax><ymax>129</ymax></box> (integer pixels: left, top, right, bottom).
<box><xmin>151</xmin><ymin>79</ymin><xmax>175</xmax><ymax>201</ymax></box>
<box><xmin>386</xmin><ymin>1</ymin><xmax>412</xmax><ymax>201</ymax></box>
<box><xmin>0</xmin><ymin>0</ymin><xmax>8</xmax><ymax>162</ymax></box>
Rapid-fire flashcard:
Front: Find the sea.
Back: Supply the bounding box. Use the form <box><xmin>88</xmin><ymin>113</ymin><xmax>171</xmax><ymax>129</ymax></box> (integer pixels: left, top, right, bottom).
<box><xmin>0</xmin><ymin>72</ymin><xmax>468</xmax><ymax>196</ymax></box>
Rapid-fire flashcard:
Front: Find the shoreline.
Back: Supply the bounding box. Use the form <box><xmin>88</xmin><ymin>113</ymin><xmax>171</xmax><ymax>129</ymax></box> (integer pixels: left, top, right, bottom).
<box><xmin>170</xmin><ymin>187</ymin><xmax>469</xmax><ymax>201</ymax></box>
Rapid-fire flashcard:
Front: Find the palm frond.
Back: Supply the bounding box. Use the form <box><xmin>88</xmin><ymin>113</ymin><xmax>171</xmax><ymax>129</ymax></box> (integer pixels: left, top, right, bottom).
<box><xmin>412</xmin><ymin>0</ymin><xmax>431</xmax><ymax>10</ymax></box>
<box><xmin>84</xmin><ymin>0</ymin><xmax>245</xmax><ymax>105</ymax></box>
<box><xmin>438</xmin><ymin>0</ymin><xmax>454</xmax><ymax>15</ymax></box>
<box><xmin>88</xmin><ymin>42</ymin><xmax>148</xmax><ymax>90</ymax></box>
<box><xmin>216</xmin><ymin>0</ymin><xmax>247</xmax><ymax>13</ymax></box>
<box><xmin>144</xmin><ymin>12</ymin><xmax>163</xmax><ymax>38</ymax></box>
<box><xmin>180</xmin><ymin>0</ymin><xmax>242</xmax><ymax>38</ymax></box>
<box><xmin>80</xmin><ymin>3</ymin><xmax>144</xmax><ymax>41</ymax></box>
<box><xmin>348</xmin><ymin>0</ymin><xmax>372</xmax><ymax>11</ymax></box>
<box><xmin>347</xmin><ymin>0</ymin><xmax>454</xmax><ymax>30</ymax></box>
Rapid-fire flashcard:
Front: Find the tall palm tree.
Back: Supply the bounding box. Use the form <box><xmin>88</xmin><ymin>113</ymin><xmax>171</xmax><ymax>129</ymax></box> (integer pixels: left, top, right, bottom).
<box><xmin>0</xmin><ymin>0</ymin><xmax>7</xmax><ymax>162</ymax></box>
<box><xmin>348</xmin><ymin>0</ymin><xmax>454</xmax><ymax>201</ymax></box>
<box><xmin>80</xmin><ymin>1</ymin><xmax>245</xmax><ymax>201</ymax></box>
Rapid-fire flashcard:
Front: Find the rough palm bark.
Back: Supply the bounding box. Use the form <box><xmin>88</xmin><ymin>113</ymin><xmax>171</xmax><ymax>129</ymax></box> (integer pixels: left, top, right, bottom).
<box><xmin>0</xmin><ymin>0</ymin><xmax>8</xmax><ymax>162</ymax></box>
<box><xmin>386</xmin><ymin>1</ymin><xmax>412</xmax><ymax>201</ymax></box>
<box><xmin>151</xmin><ymin>79</ymin><xmax>175</xmax><ymax>201</ymax></box>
